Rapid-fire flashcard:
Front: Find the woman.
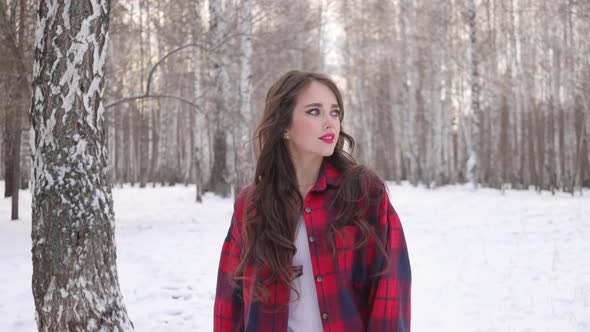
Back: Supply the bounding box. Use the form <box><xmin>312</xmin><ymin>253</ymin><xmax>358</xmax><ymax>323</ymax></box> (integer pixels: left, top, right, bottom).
<box><xmin>214</xmin><ymin>70</ymin><xmax>411</xmax><ymax>332</ymax></box>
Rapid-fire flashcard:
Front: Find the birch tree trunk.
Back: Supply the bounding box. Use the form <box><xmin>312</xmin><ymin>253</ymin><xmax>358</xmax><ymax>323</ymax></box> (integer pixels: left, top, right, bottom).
<box><xmin>139</xmin><ymin>0</ymin><xmax>149</xmax><ymax>188</ymax></box>
<box><xmin>30</xmin><ymin>0</ymin><xmax>133</xmax><ymax>330</ymax></box>
<box><xmin>487</xmin><ymin>0</ymin><xmax>501</xmax><ymax>188</ymax></box>
<box><xmin>17</xmin><ymin>0</ymin><xmax>31</xmax><ymax>192</ymax></box>
<box><xmin>191</xmin><ymin>0</ymin><xmax>203</xmax><ymax>202</ymax></box>
<box><xmin>11</xmin><ymin>98</ymin><xmax>22</xmax><ymax>220</ymax></box>
<box><xmin>582</xmin><ymin>94</ymin><xmax>590</xmax><ymax>190</ymax></box>
<box><xmin>2</xmin><ymin>107</ymin><xmax>13</xmax><ymax>197</ymax></box>
<box><xmin>399</xmin><ymin>0</ymin><xmax>419</xmax><ymax>185</ymax></box>
<box><xmin>467</xmin><ymin>0</ymin><xmax>481</xmax><ymax>189</ymax></box>
<box><xmin>235</xmin><ymin>0</ymin><xmax>254</xmax><ymax>195</ymax></box>
<box><xmin>552</xmin><ymin>19</ymin><xmax>563</xmax><ymax>190</ymax></box>
<box><xmin>208</xmin><ymin>0</ymin><xmax>231</xmax><ymax>196</ymax></box>
<box><xmin>429</xmin><ymin>2</ymin><xmax>444</xmax><ymax>186</ymax></box>
<box><xmin>0</xmin><ymin>0</ymin><xmax>31</xmax><ymax>219</ymax></box>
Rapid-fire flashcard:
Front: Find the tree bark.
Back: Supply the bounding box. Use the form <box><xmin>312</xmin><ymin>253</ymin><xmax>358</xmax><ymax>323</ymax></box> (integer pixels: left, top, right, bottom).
<box><xmin>30</xmin><ymin>0</ymin><xmax>133</xmax><ymax>330</ymax></box>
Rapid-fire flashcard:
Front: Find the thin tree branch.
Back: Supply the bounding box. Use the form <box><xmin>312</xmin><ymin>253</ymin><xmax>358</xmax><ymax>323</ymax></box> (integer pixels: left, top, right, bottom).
<box><xmin>105</xmin><ymin>93</ymin><xmax>205</xmax><ymax>113</ymax></box>
<box><xmin>107</xmin><ymin>41</ymin><xmax>211</xmax><ymax>113</ymax></box>
<box><xmin>145</xmin><ymin>42</ymin><xmax>209</xmax><ymax>95</ymax></box>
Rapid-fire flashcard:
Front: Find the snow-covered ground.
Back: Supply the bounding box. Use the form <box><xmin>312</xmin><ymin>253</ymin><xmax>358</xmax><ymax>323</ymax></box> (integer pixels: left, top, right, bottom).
<box><xmin>1</xmin><ymin>181</ymin><xmax>588</xmax><ymax>331</ymax></box>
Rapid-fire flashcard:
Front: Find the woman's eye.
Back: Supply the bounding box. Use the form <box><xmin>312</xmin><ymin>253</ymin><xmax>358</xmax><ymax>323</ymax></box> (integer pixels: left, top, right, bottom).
<box><xmin>306</xmin><ymin>108</ymin><xmax>320</xmax><ymax>115</ymax></box>
<box><xmin>331</xmin><ymin>110</ymin><xmax>341</xmax><ymax>117</ymax></box>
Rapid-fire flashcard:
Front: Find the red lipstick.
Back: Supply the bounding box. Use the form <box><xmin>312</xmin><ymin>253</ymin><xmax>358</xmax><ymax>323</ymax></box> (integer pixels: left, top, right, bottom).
<box><xmin>319</xmin><ymin>133</ymin><xmax>335</xmax><ymax>144</ymax></box>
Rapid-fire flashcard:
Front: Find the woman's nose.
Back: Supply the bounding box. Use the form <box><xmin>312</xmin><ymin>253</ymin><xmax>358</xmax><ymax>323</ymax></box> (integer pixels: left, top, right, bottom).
<box><xmin>324</xmin><ymin>114</ymin><xmax>337</xmax><ymax>129</ymax></box>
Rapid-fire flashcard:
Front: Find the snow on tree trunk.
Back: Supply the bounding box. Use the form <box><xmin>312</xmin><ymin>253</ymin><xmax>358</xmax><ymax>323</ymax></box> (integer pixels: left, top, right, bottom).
<box><xmin>30</xmin><ymin>0</ymin><xmax>133</xmax><ymax>330</ymax></box>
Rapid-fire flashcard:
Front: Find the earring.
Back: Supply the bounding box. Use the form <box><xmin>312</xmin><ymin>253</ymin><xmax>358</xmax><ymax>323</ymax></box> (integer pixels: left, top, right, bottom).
<box><xmin>284</xmin><ymin>133</ymin><xmax>289</xmax><ymax>139</ymax></box>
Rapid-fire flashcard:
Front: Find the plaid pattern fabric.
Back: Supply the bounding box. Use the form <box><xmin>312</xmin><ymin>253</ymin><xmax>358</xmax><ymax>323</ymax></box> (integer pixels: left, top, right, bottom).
<box><xmin>214</xmin><ymin>159</ymin><xmax>411</xmax><ymax>332</ymax></box>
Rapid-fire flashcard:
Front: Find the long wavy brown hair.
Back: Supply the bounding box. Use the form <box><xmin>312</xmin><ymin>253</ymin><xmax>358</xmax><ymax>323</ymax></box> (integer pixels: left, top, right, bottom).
<box><xmin>234</xmin><ymin>70</ymin><xmax>390</xmax><ymax>303</ymax></box>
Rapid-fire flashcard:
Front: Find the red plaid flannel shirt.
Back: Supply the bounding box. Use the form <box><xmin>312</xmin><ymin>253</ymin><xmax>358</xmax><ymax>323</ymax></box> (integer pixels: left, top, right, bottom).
<box><xmin>214</xmin><ymin>158</ymin><xmax>411</xmax><ymax>331</ymax></box>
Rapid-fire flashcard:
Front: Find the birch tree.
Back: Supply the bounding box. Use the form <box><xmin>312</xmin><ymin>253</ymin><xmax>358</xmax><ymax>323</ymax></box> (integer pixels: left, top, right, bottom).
<box><xmin>30</xmin><ymin>0</ymin><xmax>133</xmax><ymax>330</ymax></box>
<box><xmin>428</xmin><ymin>2</ymin><xmax>446</xmax><ymax>187</ymax></box>
<box><xmin>400</xmin><ymin>0</ymin><xmax>419</xmax><ymax>185</ymax></box>
<box><xmin>207</xmin><ymin>0</ymin><xmax>231</xmax><ymax>196</ymax></box>
<box><xmin>3</xmin><ymin>0</ymin><xmax>587</xmax><ymax>207</ymax></box>
<box><xmin>191</xmin><ymin>0</ymin><xmax>204</xmax><ymax>202</ymax></box>
<box><xmin>235</xmin><ymin>0</ymin><xmax>254</xmax><ymax>194</ymax></box>
<box><xmin>0</xmin><ymin>0</ymin><xmax>32</xmax><ymax>219</ymax></box>
<box><xmin>466</xmin><ymin>0</ymin><xmax>481</xmax><ymax>188</ymax></box>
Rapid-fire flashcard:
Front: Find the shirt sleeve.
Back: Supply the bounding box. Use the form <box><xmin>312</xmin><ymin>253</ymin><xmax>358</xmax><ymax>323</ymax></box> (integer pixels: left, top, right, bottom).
<box><xmin>213</xmin><ymin>200</ymin><xmax>245</xmax><ymax>332</ymax></box>
<box><xmin>366</xmin><ymin>190</ymin><xmax>412</xmax><ymax>332</ymax></box>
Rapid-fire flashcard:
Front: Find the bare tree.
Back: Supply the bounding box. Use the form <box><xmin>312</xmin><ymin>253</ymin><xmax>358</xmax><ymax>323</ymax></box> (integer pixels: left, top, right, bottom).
<box><xmin>3</xmin><ymin>0</ymin><xmax>584</xmax><ymax>205</ymax></box>
<box><xmin>466</xmin><ymin>0</ymin><xmax>481</xmax><ymax>189</ymax></box>
<box><xmin>235</xmin><ymin>0</ymin><xmax>254</xmax><ymax>194</ymax></box>
<box><xmin>0</xmin><ymin>0</ymin><xmax>33</xmax><ymax>220</ymax></box>
<box><xmin>191</xmin><ymin>0</ymin><xmax>204</xmax><ymax>202</ymax></box>
<box><xmin>207</xmin><ymin>0</ymin><xmax>231</xmax><ymax>196</ymax></box>
<box><xmin>30</xmin><ymin>0</ymin><xmax>133</xmax><ymax>329</ymax></box>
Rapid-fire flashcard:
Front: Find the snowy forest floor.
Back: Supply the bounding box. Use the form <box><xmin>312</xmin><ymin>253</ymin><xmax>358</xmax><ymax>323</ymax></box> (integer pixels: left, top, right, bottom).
<box><xmin>1</xmin><ymin>181</ymin><xmax>589</xmax><ymax>331</ymax></box>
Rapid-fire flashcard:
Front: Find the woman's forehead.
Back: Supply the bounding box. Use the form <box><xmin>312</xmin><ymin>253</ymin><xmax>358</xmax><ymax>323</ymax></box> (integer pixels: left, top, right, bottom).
<box><xmin>297</xmin><ymin>81</ymin><xmax>338</xmax><ymax>105</ymax></box>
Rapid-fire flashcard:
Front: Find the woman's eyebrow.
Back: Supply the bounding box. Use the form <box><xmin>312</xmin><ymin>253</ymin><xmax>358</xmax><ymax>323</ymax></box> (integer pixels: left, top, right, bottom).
<box><xmin>304</xmin><ymin>102</ymin><xmax>340</xmax><ymax>109</ymax></box>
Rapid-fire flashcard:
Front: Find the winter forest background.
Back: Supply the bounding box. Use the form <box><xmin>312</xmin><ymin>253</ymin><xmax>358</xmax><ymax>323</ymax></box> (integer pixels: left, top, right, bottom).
<box><xmin>2</xmin><ymin>0</ymin><xmax>590</xmax><ymax>202</ymax></box>
<box><xmin>0</xmin><ymin>0</ymin><xmax>589</xmax><ymax>331</ymax></box>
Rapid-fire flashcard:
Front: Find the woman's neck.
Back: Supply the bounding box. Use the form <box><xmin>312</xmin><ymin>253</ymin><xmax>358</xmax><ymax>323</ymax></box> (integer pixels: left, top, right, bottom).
<box><xmin>290</xmin><ymin>155</ymin><xmax>323</xmax><ymax>197</ymax></box>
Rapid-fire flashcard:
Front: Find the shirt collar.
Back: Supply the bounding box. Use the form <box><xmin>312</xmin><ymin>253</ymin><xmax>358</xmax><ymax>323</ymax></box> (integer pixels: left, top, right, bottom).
<box><xmin>310</xmin><ymin>158</ymin><xmax>342</xmax><ymax>192</ymax></box>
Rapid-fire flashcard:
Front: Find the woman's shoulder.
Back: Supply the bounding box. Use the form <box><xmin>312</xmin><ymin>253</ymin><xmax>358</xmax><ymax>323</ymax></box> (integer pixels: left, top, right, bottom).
<box><xmin>232</xmin><ymin>184</ymin><xmax>256</xmax><ymax>222</ymax></box>
<box><xmin>235</xmin><ymin>184</ymin><xmax>255</xmax><ymax>203</ymax></box>
<box><xmin>340</xmin><ymin>163</ymin><xmax>387</xmax><ymax>192</ymax></box>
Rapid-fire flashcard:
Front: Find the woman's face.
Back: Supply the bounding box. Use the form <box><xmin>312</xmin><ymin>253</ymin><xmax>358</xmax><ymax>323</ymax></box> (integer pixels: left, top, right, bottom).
<box><xmin>284</xmin><ymin>80</ymin><xmax>341</xmax><ymax>162</ymax></box>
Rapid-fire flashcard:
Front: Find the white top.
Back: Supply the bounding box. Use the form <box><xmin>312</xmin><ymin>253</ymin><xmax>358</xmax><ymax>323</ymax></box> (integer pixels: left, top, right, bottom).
<box><xmin>287</xmin><ymin>215</ymin><xmax>323</xmax><ymax>332</ymax></box>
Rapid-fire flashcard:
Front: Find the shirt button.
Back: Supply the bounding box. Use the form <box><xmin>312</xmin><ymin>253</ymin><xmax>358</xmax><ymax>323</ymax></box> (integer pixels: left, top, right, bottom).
<box><xmin>305</xmin><ymin>207</ymin><xmax>311</xmax><ymax>213</ymax></box>
<box><xmin>308</xmin><ymin>236</ymin><xmax>315</xmax><ymax>243</ymax></box>
<box><xmin>316</xmin><ymin>275</ymin><xmax>323</xmax><ymax>282</ymax></box>
<box><xmin>322</xmin><ymin>313</ymin><xmax>328</xmax><ymax>320</ymax></box>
